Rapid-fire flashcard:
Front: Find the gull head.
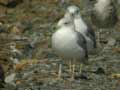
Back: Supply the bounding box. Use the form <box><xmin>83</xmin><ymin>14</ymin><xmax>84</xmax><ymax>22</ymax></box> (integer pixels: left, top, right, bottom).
<box><xmin>57</xmin><ymin>13</ymin><xmax>74</xmax><ymax>28</ymax></box>
<box><xmin>65</xmin><ymin>5</ymin><xmax>80</xmax><ymax>18</ymax></box>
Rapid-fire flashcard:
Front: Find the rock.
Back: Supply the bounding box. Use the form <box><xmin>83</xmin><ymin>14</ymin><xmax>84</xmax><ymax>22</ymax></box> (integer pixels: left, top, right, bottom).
<box><xmin>107</xmin><ymin>38</ymin><xmax>116</xmax><ymax>46</ymax></box>
<box><xmin>0</xmin><ymin>0</ymin><xmax>9</xmax><ymax>5</ymax></box>
<box><xmin>10</xmin><ymin>57</ymin><xmax>20</xmax><ymax>64</ymax></box>
<box><xmin>75</xmin><ymin>73</ymin><xmax>90</xmax><ymax>80</ymax></box>
<box><xmin>93</xmin><ymin>67</ymin><xmax>105</xmax><ymax>74</ymax></box>
<box><xmin>0</xmin><ymin>0</ymin><xmax>23</xmax><ymax>8</ymax></box>
<box><xmin>6</xmin><ymin>0</ymin><xmax>23</xmax><ymax>8</ymax></box>
<box><xmin>5</xmin><ymin>73</ymin><xmax>16</xmax><ymax>85</ymax></box>
<box><xmin>10</xmin><ymin>26</ymin><xmax>24</xmax><ymax>35</ymax></box>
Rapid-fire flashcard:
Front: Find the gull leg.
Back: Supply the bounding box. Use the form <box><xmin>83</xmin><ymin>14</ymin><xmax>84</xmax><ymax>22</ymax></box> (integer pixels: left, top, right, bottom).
<box><xmin>58</xmin><ymin>63</ymin><xmax>62</xmax><ymax>80</ymax></box>
<box><xmin>79</xmin><ymin>63</ymin><xmax>83</xmax><ymax>74</ymax></box>
<box><xmin>69</xmin><ymin>60</ymin><xmax>72</xmax><ymax>72</ymax></box>
<box><xmin>71</xmin><ymin>64</ymin><xmax>75</xmax><ymax>80</ymax></box>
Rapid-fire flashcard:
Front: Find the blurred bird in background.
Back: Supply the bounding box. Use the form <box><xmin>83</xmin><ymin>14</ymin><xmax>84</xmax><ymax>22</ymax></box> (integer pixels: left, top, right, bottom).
<box><xmin>91</xmin><ymin>0</ymin><xmax>118</xmax><ymax>46</ymax></box>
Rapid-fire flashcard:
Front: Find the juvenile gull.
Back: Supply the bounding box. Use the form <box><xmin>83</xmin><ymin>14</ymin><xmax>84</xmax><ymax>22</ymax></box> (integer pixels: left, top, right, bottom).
<box><xmin>52</xmin><ymin>13</ymin><xmax>88</xmax><ymax>80</ymax></box>
<box><xmin>65</xmin><ymin>5</ymin><xmax>96</xmax><ymax>53</ymax></box>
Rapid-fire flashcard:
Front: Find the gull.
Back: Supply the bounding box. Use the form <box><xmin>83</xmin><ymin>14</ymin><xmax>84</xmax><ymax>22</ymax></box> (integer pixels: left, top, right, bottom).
<box><xmin>91</xmin><ymin>0</ymin><xmax>118</xmax><ymax>28</ymax></box>
<box><xmin>91</xmin><ymin>0</ymin><xmax>118</xmax><ymax>46</ymax></box>
<box><xmin>52</xmin><ymin>13</ymin><xmax>88</xmax><ymax>80</ymax></box>
<box><xmin>65</xmin><ymin>5</ymin><xmax>96</xmax><ymax>53</ymax></box>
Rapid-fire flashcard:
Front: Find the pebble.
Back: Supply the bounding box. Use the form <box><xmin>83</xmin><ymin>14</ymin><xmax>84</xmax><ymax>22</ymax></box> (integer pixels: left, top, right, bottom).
<box><xmin>5</xmin><ymin>73</ymin><xmax>16</xmax><ymax>85</ymax></box>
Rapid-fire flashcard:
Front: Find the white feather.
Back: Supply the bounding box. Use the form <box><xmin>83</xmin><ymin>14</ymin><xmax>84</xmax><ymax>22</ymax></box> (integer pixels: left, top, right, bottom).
<box><xmin>52</xmin><ymin>18</ymin><xmax>86</xmax><ymax>59</ymax></box>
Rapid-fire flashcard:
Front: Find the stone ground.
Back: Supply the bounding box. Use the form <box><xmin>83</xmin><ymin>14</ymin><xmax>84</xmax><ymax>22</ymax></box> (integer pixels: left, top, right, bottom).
<box><xmin>0</xmin><ymin>0</ymin><xmax>120</xmax><ymax>90</ymax></box>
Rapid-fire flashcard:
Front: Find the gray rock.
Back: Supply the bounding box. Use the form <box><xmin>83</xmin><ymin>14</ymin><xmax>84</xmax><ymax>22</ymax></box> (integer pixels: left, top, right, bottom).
<box><xmin>5</xmin><ymin>73</ymin><xmax>16</xmax><ymax>86</ymax></box>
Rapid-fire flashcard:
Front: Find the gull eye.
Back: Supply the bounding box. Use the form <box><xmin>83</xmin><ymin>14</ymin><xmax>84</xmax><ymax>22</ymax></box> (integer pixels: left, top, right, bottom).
<box><xmin>76</xmin><ymin>10</ymin><xmax>79</xmax><ymax>14</ymax></box>
<box><xmin>64</xmin><ymin>22</ymin><xmax>69</xmax><ymax>25</ymax></box>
